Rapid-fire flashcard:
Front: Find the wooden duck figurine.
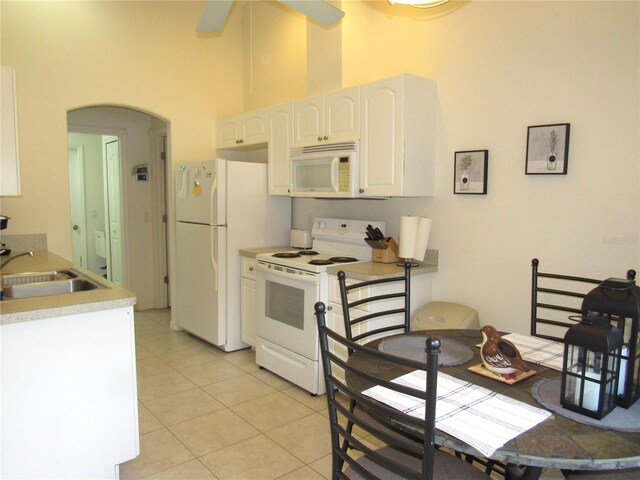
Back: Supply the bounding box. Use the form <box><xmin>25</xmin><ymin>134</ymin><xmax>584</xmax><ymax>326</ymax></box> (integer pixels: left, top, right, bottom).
<box><xmin>480</xmin><ymin>325</ymin><xmax>530</xmax><ymax>379</ymax></box>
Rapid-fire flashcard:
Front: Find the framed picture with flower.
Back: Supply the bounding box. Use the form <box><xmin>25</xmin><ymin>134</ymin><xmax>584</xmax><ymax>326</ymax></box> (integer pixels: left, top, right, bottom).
<box><xmin>526</xmin><ymin>123</ymin><xmax>570</xmax><ymax>175</ymax></box>
<box><xmin>454</xmin><ymin>150</ymin><xmax>488</xmax><ymax>194</ymax></box>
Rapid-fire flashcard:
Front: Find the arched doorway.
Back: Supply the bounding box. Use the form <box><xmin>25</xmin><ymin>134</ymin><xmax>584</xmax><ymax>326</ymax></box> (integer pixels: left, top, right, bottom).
<box><xmin>67</xmin><ymin>106</ymin><xmax>170</xmax><ymax>310</ymax></box>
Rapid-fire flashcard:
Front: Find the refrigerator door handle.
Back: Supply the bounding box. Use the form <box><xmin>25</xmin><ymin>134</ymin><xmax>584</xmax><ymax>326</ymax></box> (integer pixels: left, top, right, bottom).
<box><xmin>210</xmin><ymin>231</ymin><xmax>218</xmax><ymax>292</ymax></box>
<box><xmin>210</xmin><ymin>171</ymin><xmax>218</xmax><ymax>226</ymax></box>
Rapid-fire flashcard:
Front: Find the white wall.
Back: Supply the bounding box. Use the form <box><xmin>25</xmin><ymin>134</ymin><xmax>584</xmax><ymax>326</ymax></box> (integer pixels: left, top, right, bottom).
<box><xmin>2</xmin><ymin>1</ymin><xmax>638</xmax><ymax>332</ymax></box>
<box><xmin>288</xmin><ymin>1</ymin><xmax>640</xmax><ymax>333</ymax></box>
<box><xmin>1</xmin><ymin>1</ymin><xmax>245</xmax><ymax>311</ymax></box>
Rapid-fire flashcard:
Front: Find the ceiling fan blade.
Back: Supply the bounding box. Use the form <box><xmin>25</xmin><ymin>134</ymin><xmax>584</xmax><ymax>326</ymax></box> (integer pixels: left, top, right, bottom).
<box><xmin>278</xmin><ymin>1</ymin><xmax>345</xmax><ymax>26</ymax></box>
<box><xmin>197</xmin><ymin>0</ymin><xmax>234</xmax><ymax>33</ymax></box>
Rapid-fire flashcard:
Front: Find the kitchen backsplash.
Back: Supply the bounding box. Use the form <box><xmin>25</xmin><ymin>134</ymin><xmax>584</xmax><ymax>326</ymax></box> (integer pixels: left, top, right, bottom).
<box><xmin>0</xmin><ymin>234</ymin><xmax>48</xmax><ymax>252</ymax></box>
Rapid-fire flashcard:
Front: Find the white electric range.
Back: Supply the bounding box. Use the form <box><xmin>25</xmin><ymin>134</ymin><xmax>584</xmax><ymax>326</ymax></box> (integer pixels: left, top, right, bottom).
<box><xmin>255</xmin><ymin>217</ymin><xmax>385</xmax><ymax>395</ymax></box>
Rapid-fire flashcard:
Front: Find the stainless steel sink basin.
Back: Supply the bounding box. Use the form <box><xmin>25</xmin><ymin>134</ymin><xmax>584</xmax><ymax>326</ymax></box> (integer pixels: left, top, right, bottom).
<box><xmin>1</xmin><ymin>269</ymin><xmax>107</xmax><ymax>299</ymax></box>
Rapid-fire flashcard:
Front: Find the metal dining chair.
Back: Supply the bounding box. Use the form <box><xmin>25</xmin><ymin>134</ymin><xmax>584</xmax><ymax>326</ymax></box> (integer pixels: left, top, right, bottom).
<box><xmin>338</xmin><ymin>261</ymin><xmax>412</xmax><ymax>349</ymax></box>
<box><xmin>530</xmin><ymin>258</ymin><xmax>603</xmax><ymax>341</ymax></box>
<box><xmin>314</xmin><ymin>301</ymin><xmax>491</xmax><ymax>480</ymax></box>
<box><xmin>336</xmin><ymin>263</ymin><xmax>425</xmax><ymax>447</ymax></box>
<box><xmin>531</xmin><ymin>259</ymin><xmax>640</xmax><ymax>480</ymax></box>
<box><xmin>338</xmin><ymin>264</ymin><xmax>504</xmax><ymax>477</ymax></box>
<box><xmin>531</xmin><ymin>258</ymin><xmax>637</xmax><ymax>341</ymax></box>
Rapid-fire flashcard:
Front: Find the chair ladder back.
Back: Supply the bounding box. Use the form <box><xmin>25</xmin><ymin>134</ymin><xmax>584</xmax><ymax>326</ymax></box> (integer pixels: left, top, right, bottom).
<box><xmin>338</xmin><ymin>263</ymin><xmax>412</xmax><ymax>350</ymax></box>
<box><xmin>531</xmin><ymin>258</ymin><xmax>602</xmax><ymax>341</ymax></box>
<box><xmin>314</xmin><ymin>301</ymin><xmax>440</xmax><ymax>480</ymax></box>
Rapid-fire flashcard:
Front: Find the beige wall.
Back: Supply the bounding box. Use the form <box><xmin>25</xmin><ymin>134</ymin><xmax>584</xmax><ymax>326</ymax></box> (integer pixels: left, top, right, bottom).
<box><xmin>240</xmin><ymin>1</ymin><xmax>307</xmax><ymax>111</ymax></box>
<box><xmin>1</xmin><ymin>1</ymin><xmax>638</xmax><ymax>333</ymax></box>
<box><xmin>0</xmin><ymin>0</ymin><xmax>244</xmax><ymax>258</ymax></box>
<box><xmin>289</xmin><ymin>1</ymin><xmax>640</xmax><ymax>332</ymax></box>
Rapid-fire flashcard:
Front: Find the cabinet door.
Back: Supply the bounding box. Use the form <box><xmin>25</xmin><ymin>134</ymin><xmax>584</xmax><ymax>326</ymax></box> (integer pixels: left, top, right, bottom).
<box><xmin>216</xmin><ymin>115</ymin><xmax>242</xmax><ymax>149</ymax></box>
<box><xmin>359</xmin><ymin>76</ymin><xmax>405</xmax><ymax>197</ymax></box>
<box><xmin>293</xmin><ymin>94</ymin><xmax>324</xmax><ymax>147</ymax></box>
<box><xmin>241</xmin><ymin>277</ymin><xmax>257</xmax><ymax>347</ymax></box>
<box><xmin>324</xmin><ymin>86</ymin><xmax>360</xmax><ymax>144</ymax></box>
<box><xmin>267</xmin><ymin>102</ymin><xmax>293</xmax><ymax>195</ymax></box>
<box><xmin>241</xmin><ymin>108</ymin><xmax>268</xmax><ymax>145</ymax></box>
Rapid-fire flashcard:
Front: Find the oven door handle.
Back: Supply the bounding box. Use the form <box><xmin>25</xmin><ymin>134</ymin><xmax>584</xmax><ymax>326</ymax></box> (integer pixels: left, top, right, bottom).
<box><xmin>257</xmin><ymin>262</ymin><xmax>318</xmax><ymax>285</ymax></box>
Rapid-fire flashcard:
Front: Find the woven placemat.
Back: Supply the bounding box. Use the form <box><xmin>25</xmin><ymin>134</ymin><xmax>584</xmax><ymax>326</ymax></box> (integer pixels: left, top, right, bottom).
<box><xmin>378</xmin><ymin>336</ymin><xmax>474</xmax><ymax>367</ymax></box>
<box><xmin>531</xmin><ymin>377</ymin><xmax>640</xmax><ymax>432</ymax></box>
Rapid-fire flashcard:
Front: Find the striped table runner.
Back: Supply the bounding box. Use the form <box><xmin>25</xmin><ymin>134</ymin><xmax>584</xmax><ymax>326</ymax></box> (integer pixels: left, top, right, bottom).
<box><xmin>363</xmin><ymin>371</ymin><xmax>552</xmax><ymax>458</ymax></box>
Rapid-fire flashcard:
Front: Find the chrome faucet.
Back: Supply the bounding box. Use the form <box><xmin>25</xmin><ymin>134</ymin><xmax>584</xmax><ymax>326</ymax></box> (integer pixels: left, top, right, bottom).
<box><xmin>1</xmin><ymin>251</ymin><xmax>34</xmax><ymax>269</ymax></box>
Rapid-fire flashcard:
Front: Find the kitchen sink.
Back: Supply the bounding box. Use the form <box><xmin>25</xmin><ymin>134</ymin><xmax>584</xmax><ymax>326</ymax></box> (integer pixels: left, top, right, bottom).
<box><xmin>1</xmin><ymin>269</ymin><xmax>107</xmax><ymax>299</ymax></box>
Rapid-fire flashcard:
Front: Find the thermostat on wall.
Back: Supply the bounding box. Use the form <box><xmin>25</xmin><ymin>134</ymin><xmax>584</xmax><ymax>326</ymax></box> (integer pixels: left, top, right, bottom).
<box><xmin>133</xmin><ymin>164</ymin><xmax>149</xmax><ymax>182</ymax></box>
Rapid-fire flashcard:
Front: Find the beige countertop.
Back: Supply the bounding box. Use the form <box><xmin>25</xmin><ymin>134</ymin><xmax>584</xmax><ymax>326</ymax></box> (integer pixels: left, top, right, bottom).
<box><xmin>327</xmin><ymin>261</ymin><xmax>438</xmax><ymax>281</ymax></box>
<box><xmin>240</xmin><ymin>246</ymin><xmax>438</xmax><ymax>280</ymax></box>
<box><xmin>0</xmin><ymin>251</ymin><xmax>136</xmax><ymax>325</ymax></box>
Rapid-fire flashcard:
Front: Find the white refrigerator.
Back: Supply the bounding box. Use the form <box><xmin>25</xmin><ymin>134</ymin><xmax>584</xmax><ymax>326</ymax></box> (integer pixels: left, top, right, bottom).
<box><xmin>174</xmin><ymin>159</ymin><xmax>291</xmax><ymax>351</ymax></box>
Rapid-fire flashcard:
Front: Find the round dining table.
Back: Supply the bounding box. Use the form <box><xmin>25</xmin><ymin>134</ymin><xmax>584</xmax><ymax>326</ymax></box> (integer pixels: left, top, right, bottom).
<box><xmin>346</xmin><ymin>329</ymin><xmax>640</xmax><ymax>480</ymax></box>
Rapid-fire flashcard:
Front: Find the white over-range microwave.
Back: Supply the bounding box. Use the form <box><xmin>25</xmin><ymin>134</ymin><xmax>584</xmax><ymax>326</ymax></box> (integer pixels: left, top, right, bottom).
<box><xmin>290</xmin><ymin>141</ymin><xmax>358</xmax><ymax>198</ymax></box>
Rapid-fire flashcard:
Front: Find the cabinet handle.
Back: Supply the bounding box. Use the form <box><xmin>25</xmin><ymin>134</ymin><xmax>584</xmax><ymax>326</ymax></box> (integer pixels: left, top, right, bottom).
<box><xmin>359</xmin><ymin>188</ymin><xmax>365</xmax><ymax>193</ymax></box>
<box><xmin>327</xmin><ymin>305</ymin><xmax>333</xmax><ymax>311</ymax></box>
<box><xmin>317</xmin><ymin>136</ymin><xmax>323</xmax><ymax>141</ymax></box>
<box><xmin>323</xmin><ymin>136</ymin><xmax>328</xmax><ymax>141</ymax></box>
<box><xmin>249</xmin><ymin>267</ymin><xmax>254</xmax><ymax>272</ymax></box>
<box><xmin>236</xmin><ymin>139</ymin><xmax>244</xmax><ymax>144</ymax></box>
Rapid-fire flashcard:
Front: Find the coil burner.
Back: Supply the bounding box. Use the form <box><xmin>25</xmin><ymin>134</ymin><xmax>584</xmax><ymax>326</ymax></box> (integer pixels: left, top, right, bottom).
<box><xmin>272</xmin><ymin>252</ymin><xmax>302</xmax><ymax>259</ymax></box>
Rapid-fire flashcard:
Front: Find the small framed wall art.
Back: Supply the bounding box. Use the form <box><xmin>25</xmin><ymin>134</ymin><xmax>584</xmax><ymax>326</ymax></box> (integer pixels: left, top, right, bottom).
<box><xmin>526</xmin><ymin>123</ymin><xmax>570</xmax><ymax>175</ymax></box>
<box><xmin>454</xmin><ymin>150</ymin><xmax>488</xmax><ymax>195</ymax></box>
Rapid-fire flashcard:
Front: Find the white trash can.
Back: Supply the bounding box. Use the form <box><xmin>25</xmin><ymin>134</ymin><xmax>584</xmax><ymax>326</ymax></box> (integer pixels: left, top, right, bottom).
<box><xmin>412</xmin><ymin>301</ymin><xmax>480</xmax><ymax>331</ymax></box>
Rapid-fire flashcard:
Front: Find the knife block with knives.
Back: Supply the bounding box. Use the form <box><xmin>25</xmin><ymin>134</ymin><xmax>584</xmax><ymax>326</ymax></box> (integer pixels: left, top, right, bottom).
<box><xmin>364</xmin><ymin>224</ymin><xmax>400</xmax><ymax>263</ymax></box>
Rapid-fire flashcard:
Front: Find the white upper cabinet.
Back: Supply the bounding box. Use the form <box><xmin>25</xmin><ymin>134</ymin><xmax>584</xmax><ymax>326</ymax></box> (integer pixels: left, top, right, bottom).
<box><xmin>216</xmin><ymin>75</ymin><xmax>437</xmax><ymax>198</ymax></box>
<box><xmin>359</xmin><ymin>74</ymin><xmax>436</xmax><ymax>197</ymax></box>
<box><xmin>267</xmin><ymin>102</ymin><xmax>294</xmax><ymax>196</ymax></box>
<box><xmin>325</xmin><ymin>87</ymin><xmax>361</xmax><ymax>144</ymax></box>
<box><xmin>293</xmin><ymin>86</ymin><xmax>360</xmax><ymax>147</ymax></box>
<box><xmin>216</xmin><ymin>108</ymin><xmax>268</xmax><ymax>149</ymax></box>
<box><xmin>1</xmin><ymin>66</ymin><xmax>21</xmax><ymax>196</ymax></box>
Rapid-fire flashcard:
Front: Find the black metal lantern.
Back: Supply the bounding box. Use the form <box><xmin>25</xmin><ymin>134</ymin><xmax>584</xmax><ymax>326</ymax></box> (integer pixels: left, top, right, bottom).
<box><xmin>560</xmin><ymin>315</ymin><xmax>623</xmax><ymax>419</ymax></box>
<box><xmin>581</xmin><ymin>274</ymin><xmax>639</xmax><ymax>408</ymax></box>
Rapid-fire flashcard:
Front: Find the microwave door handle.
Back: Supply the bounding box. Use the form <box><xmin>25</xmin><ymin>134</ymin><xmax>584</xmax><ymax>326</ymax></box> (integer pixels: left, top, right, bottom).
<box><xmin>330</xmin><ymin>157</ymin><xmax>339</xmax><ymax>192</ymax></box>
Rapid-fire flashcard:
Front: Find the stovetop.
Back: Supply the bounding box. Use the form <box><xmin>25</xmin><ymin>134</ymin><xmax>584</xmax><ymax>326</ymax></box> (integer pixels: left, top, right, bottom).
<box><xmin>257</xmin><ymin>249</ymin><xmax>368</xmax><ymax>273</ymax></box>
<box><xmin>256</xmin><ymin>217</ymin><xmax>386</xmax><ymax>274</ymax></box>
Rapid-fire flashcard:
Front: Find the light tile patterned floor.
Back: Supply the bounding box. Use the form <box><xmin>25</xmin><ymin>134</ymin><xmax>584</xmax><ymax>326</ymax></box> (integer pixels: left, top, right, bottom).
<box><xmin>121</xmin><ymin>309</ymin><xmax>566</xmax><ymax>480</ymax></box>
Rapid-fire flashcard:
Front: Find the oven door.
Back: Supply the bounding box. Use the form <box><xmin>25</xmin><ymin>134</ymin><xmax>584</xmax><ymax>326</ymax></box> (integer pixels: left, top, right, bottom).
<box><xmin>256</xmin><ymin>261</ymin><xmax>322</xmax><ymax>361</ymax></box>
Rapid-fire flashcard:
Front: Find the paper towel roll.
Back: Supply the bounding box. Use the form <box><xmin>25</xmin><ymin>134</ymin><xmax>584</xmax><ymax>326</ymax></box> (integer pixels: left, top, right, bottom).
<box><xmin>399</xmin><ymin>216</ymin><xmax>432</xmax><ymax>261</ymax></box>
<box><xmin>399</xmin><ymin>216</ymin><xmax>419</xmax><ymax>259</ymax></box>
<box><xmin>413</xmin><ymin>217</ymin><xmax>432</xmax><ymax>261</ymax></box>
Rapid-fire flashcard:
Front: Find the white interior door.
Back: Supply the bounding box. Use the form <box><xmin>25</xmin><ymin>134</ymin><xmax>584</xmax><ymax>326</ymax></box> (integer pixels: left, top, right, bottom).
<box><xmin>104</xmin><ymin>137</ymin><xmax>124</xmax><ymax>285</ymax></box>
<box><xmin>68</xmin><ymin>146</ymin><xmax>87</xmax><ymax>267</ymax></box>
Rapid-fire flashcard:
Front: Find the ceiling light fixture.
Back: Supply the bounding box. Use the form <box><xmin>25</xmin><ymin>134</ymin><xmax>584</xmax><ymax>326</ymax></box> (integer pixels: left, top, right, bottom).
<box><xmin>388</xmin><ymin>0</ymin><xmax>451</xmax><ymax>8</ymax></box>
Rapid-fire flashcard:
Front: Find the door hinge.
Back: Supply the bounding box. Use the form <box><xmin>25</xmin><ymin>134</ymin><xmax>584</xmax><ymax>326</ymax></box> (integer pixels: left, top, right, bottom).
<box><xmin>160</xmin><ymin>151</ymin><xmax>167</xmax><ymax>161</ymax></box>
<box><xmin>162</xmin><ymin>214</ymin><xmax>167</xmax><ymax>223</ymax></box>
<box><xmin>164</xmin><ymin>275</ymin><xmax>169</xmax><ymax>284</ymax></box>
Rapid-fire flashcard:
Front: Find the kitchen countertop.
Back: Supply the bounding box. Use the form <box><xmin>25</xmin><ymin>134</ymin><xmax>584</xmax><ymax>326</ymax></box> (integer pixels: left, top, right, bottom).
<box><xmin>327</xmin><ymin>260</ymin><xmax>438</xmax><ymax>281</ymax></box>
<box><xmin>240</xmin><ymin>246</ymin><xmax>438</xmax><ymax>280</ymax></box>
<box><xmin>0</xmin><ymin>251</ymin><xmax>136</xmax><ymax>325</ymax></box>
